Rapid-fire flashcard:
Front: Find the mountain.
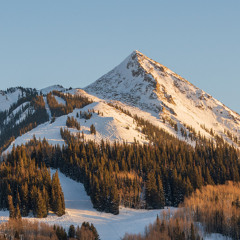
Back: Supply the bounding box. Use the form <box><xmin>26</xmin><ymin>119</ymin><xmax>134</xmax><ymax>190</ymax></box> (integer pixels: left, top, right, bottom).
<box><xmin>0</xmin><ymin>50</ymin><xmax>239</xmax><ymax>154</ymax></box>
<box><xmin>85</xmin><ymin>50</ymin><xmax>240</xmax><ymax>147</ymax></box>
<box><xmin>0</xmin><ymin>51</ymin><xmax>240</xmax><ymax>240</ymax></box>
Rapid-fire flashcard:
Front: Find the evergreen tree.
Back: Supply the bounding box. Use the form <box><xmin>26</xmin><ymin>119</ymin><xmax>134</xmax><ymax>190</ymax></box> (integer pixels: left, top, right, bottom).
<box><xmin>190</xmin><ymin>223</ymin><xmax>196</xmax><ymax>240</ymax></box>
<box><xmin>146</xmin><ymin>172</ymin><xmax>165</xmax><ymax>209</ymax></box>
<box><xmin>109</xmin><ymin>181</ymin><xmax>120</xmax><ymax>215</ymax></box>
<box><xmin>51</xmin><ymin>171</ymin><xmax>65</xmax><ymax>216</ymax></box>
<box><xmin>8</xmin><ymin>195</ymin><xmax>15</xmax><ymax>219</ymax></box>
<box><xmin>15</xmin><ymin>204</ymin><xmax>22</xmax><ymax>219</ymax></box>
<box><xmin>56</xmin><ymin>226</ymin><xmax>68</xmax><ymax>240</ymax></box>
<box><xmin>90</xmin><ymin>223</ymin><xmax>100</xmax><ymax>240</ymax></box>
<box><xmin>36</xmin><ymin>191</ymin><xmax>47</xmax><ymax>218</ymax></box>
<box><xmin>20</xmin><ymin>182</ymin><xmax>29</xmax><ymax>216</ymax></box>
<box><xmin>68</xmin><ymin>224</ymin><xmax>76</xmax><ymax>238</ymax></box>
<box><xmin>90</xmin><ymin>124</ymin><xmax>96</xmax><ymax>135</ymax></box>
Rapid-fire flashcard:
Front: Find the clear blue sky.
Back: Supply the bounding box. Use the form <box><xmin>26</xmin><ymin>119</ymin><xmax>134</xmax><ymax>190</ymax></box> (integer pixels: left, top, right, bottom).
<box><xmin>0</xmin><ymin>0</ymin><xmax>239</xmax><ymax>113</ymax></box>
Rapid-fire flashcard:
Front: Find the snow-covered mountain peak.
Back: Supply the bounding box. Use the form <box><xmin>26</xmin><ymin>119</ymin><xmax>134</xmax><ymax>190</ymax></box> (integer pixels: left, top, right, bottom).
<box><xmin>85</xmin><ymin>50</ymin><xmax>187</xmax><ymax>115</ymax></box>
<box><xmin>85</xmin><ymin>51</ymin><xmax>240</xmax><ymax>148</ymax></box>
<box><xmin>1</xmin><ymin>52</ymin><xmax>239</xmax><ymax>152</ymax></box>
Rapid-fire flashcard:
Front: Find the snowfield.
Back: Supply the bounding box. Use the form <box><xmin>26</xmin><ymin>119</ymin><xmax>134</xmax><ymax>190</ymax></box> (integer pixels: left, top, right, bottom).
<box><xmin>54</xmin><ymin>95</ymin><xmax>66</xmax><ymax>105</ymax></box>
<box><xmin>5</xmin><ymin>100</ymin><xmax>148</xmax><ymax>154</ymax></box>
<box><xmin>0</xmin><ymin>88</ymin><xmax>22</xmax><ymax>112</ymax></box>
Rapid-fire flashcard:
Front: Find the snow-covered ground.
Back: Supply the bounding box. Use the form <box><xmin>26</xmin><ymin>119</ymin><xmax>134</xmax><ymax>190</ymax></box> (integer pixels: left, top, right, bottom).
<box><xmin>0</xmin><ymin>170</ymin><xmax>170</xmax><ymax>240</ymax></box>
<box><xmin>54</xmin><ymin>95</ymin><xmax>66</xmax><ymax>105</ymax></box>
<box><xmin>43</xmin><ymin>96</ymin><xmax>52</xmax><ymax>119</ymax></box>
<box><xmin>4</xmin><ymin>101</ymin><xmax>148</xmax><ymax>154</ymax></box>
<box><xmin>4</xmin><ymin>118</ymin><xmax>64</xmax><ymax>155</ymax></box>
<box><xmin>0</xmin><ymin>88</ymin><xmax>22</xmax><ymax>112</ymax></box>
<box><xmin>4</xmin><ymin>102</ymin><xmax>31</xmax><ymax>125</ymax></box>
<box><xmin>40</xmin><ymin>85</ymin><xmax>66</xmax><ymax>95</ymax></box>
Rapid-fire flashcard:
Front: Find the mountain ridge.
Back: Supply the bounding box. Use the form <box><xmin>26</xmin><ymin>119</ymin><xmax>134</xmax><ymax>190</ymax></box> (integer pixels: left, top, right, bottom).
<box><xmin>85</xmin><ymin>50</ymin><xmax>240</xmax><ymax>147</ymax></box>
<box><xmin>0</xmin><ymin>51</ymin><xmax>239</xmax><ymax>153</ymax></box>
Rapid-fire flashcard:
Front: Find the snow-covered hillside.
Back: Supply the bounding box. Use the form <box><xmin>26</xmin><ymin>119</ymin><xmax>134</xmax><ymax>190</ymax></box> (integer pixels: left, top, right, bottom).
<box><xmin>0</xmin><ymin>169</ymin><xmax>170</xmax><ymax>240</ymax></box>
<box><xmin>4</xmin><ymin>102</ymin><xmax>33</xmax><ymax>126</ymax></box>
<box><xmin>85</xmin><ymin>50</ymin><xmax>240</xmax><ymax>147</ymax></box>
<box><xmin>40</xmin><ymin>85</ymin><xmax>66</xmax><ymax>95</ymax></box>
<box><xmin>1</xmin><ymin>51</ymin><xmax>240</xmax><ymax>153</ymax></box>
<box><xmin>0</xmin><ymin>88</ymin><xmax>23</xmax><ymax>112</ymax></box>
<box><xmin>5</xmin><ymin>98</ymin><xmax>148</xmax><ymax>154</ymax></box>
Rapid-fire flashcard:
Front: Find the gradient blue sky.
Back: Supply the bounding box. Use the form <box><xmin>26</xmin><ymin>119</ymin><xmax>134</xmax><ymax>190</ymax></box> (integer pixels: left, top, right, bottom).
<box><xmin>0</xmin><ymin>1</ymin><xmax>239</xmax><ymax>113</ymax></box>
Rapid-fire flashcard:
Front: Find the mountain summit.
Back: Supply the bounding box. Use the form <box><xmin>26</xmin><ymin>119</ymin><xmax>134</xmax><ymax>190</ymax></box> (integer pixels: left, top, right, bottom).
<box><xmin>85</xmin><ymin>50</ymin><xmax>208</xmax><ymax>114</ymax></box>
<box><xmin>0</xmin><ymin>51</ymin><xmax>239</xmax><ymax>152</ymax></box>
<box><xmin>85</xmin><ymin>50</ymin><xmax>240</xmax><ymax>147</ymax></box>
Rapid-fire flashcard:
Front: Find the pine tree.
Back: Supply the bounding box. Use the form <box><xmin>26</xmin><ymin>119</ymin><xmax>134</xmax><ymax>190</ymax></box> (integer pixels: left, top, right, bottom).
<box><xmin>146</xmin><ymin>172</ymin><xmax>164</xmax><ymax>209</ymax></box>
<box><xmin>90</xmin><ymin>124</ymin><xmax>96</xmax><ymax>135</ymax></box>
<box><xmin>68</xmin><ymin>225</ymin><xmax>76</xmax><ymax>238</ymax></box>
<box><xmin>30</xmin><ymin>185</ymin><xmax>38</xmax><ymax>216</ymax></box>
<box><xmin>56</xmin><ymin>226</ymin><xmax>68</xmax><ymax>240</ymax></box>
<box><xmin>8</xmin><ymin>195</ymin><xmax>15</xmax><ymax>219</ymax></box>
<box><xmin>90</xmin><ymin>223</ymin><xmax>100</xmax><ymax>240</ymax></box>
<box><xmin>190</xmin><ymin>223</ymin><xmax>196</xmax><ymax>240</ymax></box>
<box><xmin>36</xmin><ymin>191</ymin><xmax>47</xmax><ymax>218</ymax></box>
<box><xmin>51</xmin><ymin>171</ymin><xmax>65</xmax><ymax>216</ymax></box>
<box><xmin>15</xmin><ymin>204</ymin><xmax>21</xmax><ymax>219</ymax></box>
<box><xmin>157</xmin><ymin>175</ymin><xmax>165</xmax><ymax>209</ymax></box>
<box><xmin>109</xmin><ymin>181</ymin><xmax>119</xmax><ymax>215</ymax></box>
<box><xmin>20</xmin><ymin>182</ymin><xmax>29</xmax><ymax>216</ymax></box>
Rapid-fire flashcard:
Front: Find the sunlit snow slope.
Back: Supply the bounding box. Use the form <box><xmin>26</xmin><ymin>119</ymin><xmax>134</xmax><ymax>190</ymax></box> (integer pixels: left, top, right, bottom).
<box><xmin>5</xmin><ymin>96</ymin><xmax>148</xmax><ymax>154</ymax></box>
<box><xmin>85</xmin><ymin>50</ymin><xmax>240</xmax><ymax>147</ymax></box>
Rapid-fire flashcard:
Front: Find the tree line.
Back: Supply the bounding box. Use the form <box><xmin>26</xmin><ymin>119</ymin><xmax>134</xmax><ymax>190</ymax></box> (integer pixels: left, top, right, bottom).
<box><xmin>0</xmin><ymin>144</ymin><xmax>65</xmax><ymax>218</ymax></box>
<box><xmin>66</xmin><ymin>116</ymin><xmax>81</xmax><ymax>130</ymax></box>
<box><xmin>0</xmin><ymin>220</ymin><xmax>99</xmax><ymax>240</ymax></box>
<box><xmin>6</xmin><ymin>115</ymin><xmax>239</xmax><ymax>215</ymax></box>
<box><xmin>123</xmin><ymin>214</ymin><xmax>201</xmax><ymax>240</ymax></box>
<box><xmin>47</xmin><ymin>91</ymin><xmax>93</xmax><ymax>117</ymax></box>
<box><xmin>183</xmin><ymin>181</ymin><xmax>240</xmax><ymax>239</ymax></box>
<box><xmin>124</xmin><ymin>181</ymin><xmax>240</xmax><ymax>240</ymax></box>
<box><xmin>0</xmin><ymin>94</ymin><xmax>49</xmax><ymax>153</ymax></box>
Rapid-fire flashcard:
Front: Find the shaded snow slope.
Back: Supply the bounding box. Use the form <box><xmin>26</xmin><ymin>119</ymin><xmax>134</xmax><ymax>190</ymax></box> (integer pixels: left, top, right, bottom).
<box><xmin>54</xmin><ymin>95</ymin><xmax>66</xmax><ymax>105</ymax></box>
<box><xmin>85</xmin><ymin>50</ymin><xmax>240</xmax><ymax>147</ymax></box>
<box><xmin>40</xmin><ymin>85</ymin><xmax>66</xmax><ymax>95</ymax></box>
<box><xmin>4</xmin><ymin>102</ymin><xmax>32</xmax><ymax>125</ymax></box>
<box><xmin>0</xmin><ymin>88</ymin><xmax>22</xmax><ymax>112</ymax></box>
